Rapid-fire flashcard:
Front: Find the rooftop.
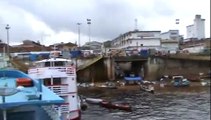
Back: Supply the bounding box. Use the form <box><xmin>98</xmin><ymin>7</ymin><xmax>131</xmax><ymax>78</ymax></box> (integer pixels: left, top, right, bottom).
<box><xmin>0</xmin><ymin>70</ymin><xmax>64</xmax><ymax>109</ymax></box>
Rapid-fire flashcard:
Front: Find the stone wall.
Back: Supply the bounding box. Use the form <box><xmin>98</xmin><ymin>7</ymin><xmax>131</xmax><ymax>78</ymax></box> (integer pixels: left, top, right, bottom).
<box><xmin>146</xmin><ymin>57</ymin><xmax>210</xmax><ymax>80</ymax></box>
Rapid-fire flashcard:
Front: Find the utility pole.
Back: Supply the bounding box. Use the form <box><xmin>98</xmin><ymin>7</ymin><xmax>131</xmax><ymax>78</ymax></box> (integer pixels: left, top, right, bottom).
<box><xmin>87</xmin><ymin>19</ymin><xmax>91</xmax><ymax>43</ymax></box>
<box><xmin>5</xmin><ymin>24</ymin><xmax>10</xmax><ymax>57</ymax></box>
<box><xmin>134</xmin><ymin>18</ymin><xmax>138</xmax><ymax>31</ymax></box>
<box><xmin>77</xmin><ymin>23</ymin><xmax>82</xmax><ymax>47</ymax></box>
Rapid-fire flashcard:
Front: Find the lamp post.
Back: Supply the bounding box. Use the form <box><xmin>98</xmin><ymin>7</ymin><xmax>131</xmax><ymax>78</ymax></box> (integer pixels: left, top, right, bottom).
<box><xmin>77</xmin><ymin>23</ymin><xmax>82</xmax><ymax>47</ymax></box>
<box><xmin>87</xmin><ymin>19</ymin><xmax>91</xmax><ymax>43</ymax></box>
<box><xmin>5</xmin><ymin>24</ymin><xmax>10</xmax><ymax>57</ymax></box>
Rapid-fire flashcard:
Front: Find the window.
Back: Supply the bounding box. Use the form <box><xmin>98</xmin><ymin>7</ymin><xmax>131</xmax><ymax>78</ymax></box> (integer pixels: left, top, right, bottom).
<box><xmin>53</xmin><ymin>78</ymin><xmax>62</xmax><ymax>85</ymax></box>
<box><xmin>171</xmin><ymin>32</ymin><xmax>178</xmax><ymax>35</ymax></box>
<box><xmin>44</xmin><ymin>62</ymin><xmax>51</xmax><ymax>67</ymax></box>
<box><xmin>54</xmin><ymin>61</ymin><xmax>64</xmax><ymax>66</ymax></box>
<box><xmin>43</xmin><ymin>78</ymin><xmax>51</xmax><ymax>85</ymax></box>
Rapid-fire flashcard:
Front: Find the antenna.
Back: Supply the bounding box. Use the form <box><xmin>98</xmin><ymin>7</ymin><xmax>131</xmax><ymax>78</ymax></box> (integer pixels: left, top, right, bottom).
<box><xmin>134</xmin><ymin>18</ymin><xmax>138</xmax><ymax>31</ymax></box>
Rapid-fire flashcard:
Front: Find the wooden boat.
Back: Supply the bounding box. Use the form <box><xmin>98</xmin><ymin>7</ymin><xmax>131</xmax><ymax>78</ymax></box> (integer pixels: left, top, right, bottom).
<box><xmin>85</xmin><ymin>98</ymin><xmax>104</xmax><ymax>105</ymax></box>
<box><xmin>100</xmin><ymin>101</ymin><xmax>132</xmax><ymax>112</ymax></box>
<box><xmin>97</xmin><ymin>82</ymin><xmax>117</xmax><ymax>89</ymax></box>
<box><xmin>140</xmin><ymin>81</ymin><xmax>154</xmax><ymax>94</ymax></box>
<box><xmin>186</xmin><ymin>75</ymin><xmax>201</xmax><ymax>82</ymax></box>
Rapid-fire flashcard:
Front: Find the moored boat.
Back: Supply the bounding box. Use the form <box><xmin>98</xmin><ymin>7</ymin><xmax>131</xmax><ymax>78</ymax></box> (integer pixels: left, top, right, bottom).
<box><xmin>0</xmin><ymin>69</ymin><xmax>64</xmax><ymax>120</ymax></box>
<box><xmin>96</xmin><ymin>82</ymin><xmax>117</xmax><ymax>89</ymax></box>
<box><xmin>85</xmin><ymin>98</ymin><xmax>104</xmax><ymax>105</ymax></box>
<box><xmin>28</xmin><ymin>51</ymin><xmax>81</xmax><ymax>120</ymax></box>
<box><xmin>172</xmin><ymin>76</ymin><xmax>190</xmax><ymax>87</ymax></box>
<box><xmin>140</xmin><ymin>81</ymin><xmax>155</xmax><ymax>94</ymax></box>
<box><xmin>100</xmin><ymin>101</ymin><xmax>132</xmax><ymax>112</ymax></box>
<box><xmin>124</xmin><ymin>73</ymin><xmax>143</xmax><ymax>85</ymax></box>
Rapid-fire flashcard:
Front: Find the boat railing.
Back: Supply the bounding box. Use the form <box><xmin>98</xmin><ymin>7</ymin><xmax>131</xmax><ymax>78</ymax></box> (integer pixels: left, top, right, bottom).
<box><xmin>54</xmin><ymin>103</ymin><xmax>69</xmax><ymax>113</ymax></box>
<box><xmin>29</xmin><ymin>67</ymin><xmax>76</xmax><ymax>78</ymax></box>
<box><xmin>47</xmin><ymin>84</ymin><xmax>69</xmax><ymax>96</ymax></box>
<box><xmin>42</xmin><ymin>105</ymin><xmax>61</xmax><ymax>120</ymax></box>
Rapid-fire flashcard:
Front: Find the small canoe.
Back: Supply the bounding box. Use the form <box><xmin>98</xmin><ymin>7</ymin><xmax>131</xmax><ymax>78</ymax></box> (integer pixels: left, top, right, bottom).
<box><xmin>85</xmin><ymin>98</ymin><xmax>104</xmax><ymax>105</ymax></box>
<box><xmin>100</xmin><ymin>101</ymin><xmax>132</xmax><ymax>112</ymax></box>
<box><xmin>140</xmin><ymin>83</ymin><xmax>154</xmax><ymax>94</ymax></box>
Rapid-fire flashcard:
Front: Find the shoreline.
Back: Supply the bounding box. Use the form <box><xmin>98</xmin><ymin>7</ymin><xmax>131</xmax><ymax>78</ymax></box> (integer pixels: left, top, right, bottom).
<box><xmin>78</xmin><ymin>82</ymin><xmax>210</xmax><ymax>95</ymax></box>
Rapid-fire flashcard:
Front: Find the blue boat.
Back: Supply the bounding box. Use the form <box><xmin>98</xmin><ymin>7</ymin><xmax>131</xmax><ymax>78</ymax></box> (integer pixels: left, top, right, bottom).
<box><xmin>172</xmin><ymin>76</ymin><xmax>190</xmax><ymax>87</ymax></box>
<box><xmin>0</xmin><ymin>70</ymin><xmax>64</xmax><ymax>120</ymax></box>
<box><xmin>124</xmin><ymin>76</ymin><xmax>143</xmax><ymax>81</ymax></box>
<box><xmin>124</xmin><ymin>73</ymin><xmax>143</xmax><ymax>85</ymax></box>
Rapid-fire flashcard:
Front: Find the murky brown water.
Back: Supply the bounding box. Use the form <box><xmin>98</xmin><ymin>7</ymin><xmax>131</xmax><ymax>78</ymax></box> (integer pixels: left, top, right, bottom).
<box><xmin>80</xmin><ymin>85</ymin><xmax>210</xmax><ymax>120</ymax></box>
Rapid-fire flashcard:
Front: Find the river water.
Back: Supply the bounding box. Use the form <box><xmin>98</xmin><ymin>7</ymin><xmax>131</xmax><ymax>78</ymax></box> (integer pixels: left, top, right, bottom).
<box><xmin>80</xmin><ymin>86</ymin><xmax>210</xmax><ymax>120</ymax></box>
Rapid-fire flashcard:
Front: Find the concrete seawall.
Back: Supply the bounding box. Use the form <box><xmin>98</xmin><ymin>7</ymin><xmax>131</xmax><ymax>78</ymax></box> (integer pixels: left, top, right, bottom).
<box><xmin>146</xmin><ymin>56</ymin><xmax>210</xmax><ymax>80</ymax></box>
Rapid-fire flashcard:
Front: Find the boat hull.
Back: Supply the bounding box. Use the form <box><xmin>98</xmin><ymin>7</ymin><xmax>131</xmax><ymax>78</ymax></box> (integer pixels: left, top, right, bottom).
<box><xmin>140</xmin><ymin>85</ymin><xmax>154</xmax><ymax>94</ymax></box>
<box><xmin>100</xmin><ymin>101</ymin><xmax>132</xmax><ymax>112</ymax></box>
<box><xmin>85</xmin><ymin>98</ymin><xmax>104</xmax><ymax>105</ymax></box>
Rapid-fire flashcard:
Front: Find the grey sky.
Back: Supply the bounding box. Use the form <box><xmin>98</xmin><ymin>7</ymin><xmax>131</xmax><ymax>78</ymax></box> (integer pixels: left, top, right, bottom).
<box><xmin>0</xmin><ymin>0</ymin><xmax>210</xmax><ymax>46</ymax></box>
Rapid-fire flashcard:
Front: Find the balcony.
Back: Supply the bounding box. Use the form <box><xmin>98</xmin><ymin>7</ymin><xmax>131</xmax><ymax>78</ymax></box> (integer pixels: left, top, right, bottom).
<box><xmin>47</xmin><ymin>84</ymin><xmax>68</xmax><ymax>96</ymax></box>
<box><xmin>54</xmin><ymin>103</ymin><xmax>69</xmax><ymax>113</ymax></box>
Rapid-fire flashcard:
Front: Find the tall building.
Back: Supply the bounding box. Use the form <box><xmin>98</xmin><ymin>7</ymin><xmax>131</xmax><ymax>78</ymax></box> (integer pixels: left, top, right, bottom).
<box><xmin>186</xmin><ymin>15</ymin><xmax>205</xmax><ymax>39</ymax></box>
<box><xmin>160</xmin><ymin>30</ymin><xmax>180</xmax><ymax>51</ymax></box>
<box><xmin>111</xmin><ymin>30</ymin><xmax>161</xmax><ymax>50</ymax></box>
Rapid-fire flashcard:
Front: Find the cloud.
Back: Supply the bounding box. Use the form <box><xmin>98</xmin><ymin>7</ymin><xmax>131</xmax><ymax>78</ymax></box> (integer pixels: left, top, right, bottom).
<box><xmin>153</xmin><ymin>0</ymin><xmax>175</xmax><ymax>16</ymax></box>
<box><xmin>0</xmin><ymin>0</ymin><xmax>210</xmax><ymax>46</ymax></box>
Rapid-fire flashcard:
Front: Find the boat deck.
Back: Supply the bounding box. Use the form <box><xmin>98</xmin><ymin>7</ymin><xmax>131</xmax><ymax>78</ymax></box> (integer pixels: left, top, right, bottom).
<box><xmin>0</xmin><ymin>70</ymin><xmax>64</xmax><ymax>109</ymax></box>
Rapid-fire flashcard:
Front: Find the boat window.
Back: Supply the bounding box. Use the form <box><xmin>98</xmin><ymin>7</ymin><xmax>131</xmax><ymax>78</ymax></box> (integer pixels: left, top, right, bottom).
<box><xmin>44</xmin><ymin>62</ymin><xmax>51</xmax><ymax>67</ymax></box>
<box><xmin>67</xmin><ymin>61</ymin><xmax>74</xmax><ymax>66</ymax></box>
<box><xmin>35</xmin><ymin>62</ymin><xmax>44</xmax><ymax>67</ymax></box>
<box><xmin>43</xmin><ymin>79</ymin><xmax>51</xmax><ymax>86</ymax></box>
<box><xmin>54</xmin><ymin>61</ymin><xmax>64</xmax><ymax>66</ymax></box>
<box><xmin>53</xmin><ymin>78</ymin><xmax>62</xmax><ymax>85</ymax></box>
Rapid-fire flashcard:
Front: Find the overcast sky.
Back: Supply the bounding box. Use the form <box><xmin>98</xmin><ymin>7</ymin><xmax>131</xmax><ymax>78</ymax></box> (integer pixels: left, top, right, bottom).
<box><xmin>0</xmin><ymin>0</ymin><xmax>210</xmax><ymax>46</ymax></box>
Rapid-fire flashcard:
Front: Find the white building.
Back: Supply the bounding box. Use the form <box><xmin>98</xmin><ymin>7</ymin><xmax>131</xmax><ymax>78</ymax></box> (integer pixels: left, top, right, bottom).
<box><xmin>186</xmin><ymin>15</ymin><xmax>205</xmax><ymax>39</ymax></box>
<box><xmin>161</xmin><ymin>30</ymin><xmax>180</xmax><ymax>40</ymax></box>
<box><xmin>111</xmin><ymin>30</ymin><xmax>161</xmax><ymax>51</ymax></box>
<box><xmin>160</xmin><ymin>30</ymin><xmax>180</xmax><ymax>52</ymax></box>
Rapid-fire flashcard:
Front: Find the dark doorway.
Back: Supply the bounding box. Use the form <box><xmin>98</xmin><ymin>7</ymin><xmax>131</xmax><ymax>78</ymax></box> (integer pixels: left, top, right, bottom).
<box><xmin>7</xmin><ymin>111</ymin><xmax>35</xmax><ymax>120</ymax></box>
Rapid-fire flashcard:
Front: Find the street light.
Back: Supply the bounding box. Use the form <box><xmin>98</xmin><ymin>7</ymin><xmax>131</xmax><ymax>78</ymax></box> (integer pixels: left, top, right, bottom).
<box><xmin>77</xmin><ymin>23</ymin><xmax>82</xmax><ymax>47</ymax></box>
<box><xmin>87</xmin><ymin>19</ymin><xmax>91</xmax><ymax>43</ymax></box>
<box><xmin>5</xmin><ymin>24</ymin><xmax>10</xmax><ymax>57</ymax></box>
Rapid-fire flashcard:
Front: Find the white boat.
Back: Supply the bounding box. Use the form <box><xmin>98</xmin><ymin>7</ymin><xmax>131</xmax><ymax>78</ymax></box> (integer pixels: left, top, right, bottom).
<box><xmin>85</xmin><ymin>98</ymin><xmax>104</xmax><ymax>105</ymax></box>
<box><xmin>28</xmin><ymin>54</ymin><xmax>81</xmax><ymax>120</ymax></box>
<box><xmin>140</xmin><ymin>81</ymin><xmax>155</xmax><ymax>94</ymax></box>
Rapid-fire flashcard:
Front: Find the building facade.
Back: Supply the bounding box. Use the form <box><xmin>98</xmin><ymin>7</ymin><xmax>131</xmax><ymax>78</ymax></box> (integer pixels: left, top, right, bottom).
<box><xmin>160</xmin><ymin>30</ymin><xmax>180</xmax><ymax>52</ymax></box>
<box><xmin>186</xmin><ymin>15</ymin><xmax>205</xmax><ymax>39</ymax></box>
<box><xmin>161</xmin><ymin>30</ymin><xmax>180</xmax><ymax>40</ymax></box>
<box><xmin>111</xmin><ymin>30</ymin><xmax>161</xmax><ymax>51</ymax></box>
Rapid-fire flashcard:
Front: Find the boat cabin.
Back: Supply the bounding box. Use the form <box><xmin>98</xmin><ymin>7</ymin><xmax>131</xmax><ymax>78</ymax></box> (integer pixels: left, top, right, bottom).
<box><xmin>33</xmin><ymin>58</ymin><xmax>73</xmax><ymax>68</ymax></box>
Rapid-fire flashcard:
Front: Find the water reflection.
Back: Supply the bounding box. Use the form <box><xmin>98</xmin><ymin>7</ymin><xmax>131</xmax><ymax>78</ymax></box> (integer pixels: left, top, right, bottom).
<box><xmin>81</xmin><ymin>87</ymin><xmax>210</xmax><ymax>120</ymax></box>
